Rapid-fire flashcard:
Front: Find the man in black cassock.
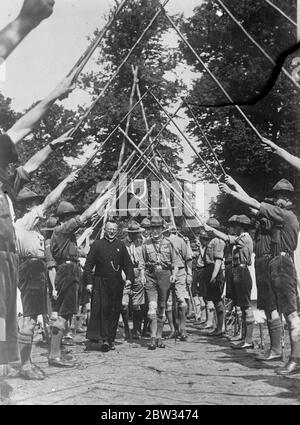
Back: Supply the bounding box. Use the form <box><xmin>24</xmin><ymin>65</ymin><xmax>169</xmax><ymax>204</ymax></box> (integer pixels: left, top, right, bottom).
<box><xmin>84</xmin><ymin>220</ymin><xmax>134</xmax><ymax>352</ymax></box>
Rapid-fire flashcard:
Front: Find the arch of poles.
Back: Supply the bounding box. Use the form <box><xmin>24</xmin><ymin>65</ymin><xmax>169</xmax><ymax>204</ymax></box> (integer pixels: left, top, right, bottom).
<box><xmin>51</xmin><ymin>0</ymin><xmax>298</xmax><ymax>243</ymax></box>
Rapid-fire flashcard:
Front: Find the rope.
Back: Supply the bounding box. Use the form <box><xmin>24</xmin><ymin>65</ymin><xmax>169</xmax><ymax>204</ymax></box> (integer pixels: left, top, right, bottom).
<box><xmin>264</xmin><ymin>0</ymin><xmax>297</xmax><ymax>27</ymax></box>
<box><xmin>216</xmin><ymin>0</ymin><xmax>300</xmax><ymax>91</ymax></box>
<box><xmin>67</xmin><ymin>0</ymin><xmax>129</xmax><ymax>78</ymax></box>
<box><xmin>69</xmin><ymin>0</ymin><xmax>170</xmax><ymax>137</ymax></box>
<box><xmin>184</xmin><ymin>100</ymin><xmax>226</xmax><ymax>177</ymax></box>
<box><xmin>148</xmin><ymin>90</ymin><xmax>220</xmax><ymax>183</ymax></box>
<box><xmin>160</xmin><ymin>7</ymin><xmax>265</xmax><ymax>142</ymax></box>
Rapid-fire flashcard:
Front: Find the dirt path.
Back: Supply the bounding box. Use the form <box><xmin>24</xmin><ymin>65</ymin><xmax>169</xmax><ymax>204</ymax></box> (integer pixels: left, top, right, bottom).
<box><xmin>2</xmin><ymin>321</ymin><xmax>300</xmax><ymax>405</ymax></box>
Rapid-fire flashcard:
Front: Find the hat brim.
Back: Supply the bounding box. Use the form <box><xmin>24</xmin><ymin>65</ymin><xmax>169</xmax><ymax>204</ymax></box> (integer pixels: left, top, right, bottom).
<box><xmin>124</xmin><ymin>227</ymin><xmax>145</xmax><ymax>233</ymax></box>
<box><xmin>18</xmin><ymin>195</ymin><xmax>45</xmax><ymax>204</ymax></box>
<box><xmin>229</xmin><ymin>220</ymin><xmax>254</xmax><ymax>228</ymax></box>
<box><xmin>56</xmin><ymin>210</ymin><xmax>78</xmax><ymax>218</ymax></box>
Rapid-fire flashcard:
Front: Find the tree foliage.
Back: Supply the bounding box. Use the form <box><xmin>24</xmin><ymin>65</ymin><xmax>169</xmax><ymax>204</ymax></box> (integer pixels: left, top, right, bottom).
<box><xmin>180</xmin><ymin>0</ymin><xmax>300</xmax><ymax>220</ymax></box>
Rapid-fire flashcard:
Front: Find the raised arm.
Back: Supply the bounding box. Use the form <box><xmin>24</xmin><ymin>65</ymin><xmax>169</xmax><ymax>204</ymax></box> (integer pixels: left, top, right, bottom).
<box><xmin>0</xmin><ymin>0</ymin><xmax>55</xmax><ymax>61</ymax></box>
<box><xmin>80</xmin><ymin>189</ymin><xmax>114</xmax><ymax>223</ymax></box>
<box><xmin>7</xmin><ymin>72</ymin><xmax>76</xmax><ymax>145</ymax></box>
<box><xmin>219</xmin><ymin>183</ymin><xmax>260</xmax><ymax>211</ymax></box>
<box><xmin>204</xmin><ymin>225</ymin><xmax>229</xmax><ymax>243</ymax></box>
<box><xmin>224</xmin><ymin>175</ymin><xmax>249</xmax><ymax>197</ymax></box>
<box><xmin>42</xmin><ymin>171</ymin><xmax>78</xmax><ymax>213</ymax></box>
<box><xmin>22</xmin><ymin>131</ymin><xmax>73</xmax><ymax>175</ymax></box>
<box><xmin>261</xmin><ymin>137</ymin><xmax>300</xmax><ymax>172</ymax></box>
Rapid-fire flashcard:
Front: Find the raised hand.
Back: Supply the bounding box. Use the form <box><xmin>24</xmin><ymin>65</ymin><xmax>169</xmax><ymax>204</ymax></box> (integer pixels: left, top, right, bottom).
<box><xmin>51</xmin><ymin>130</ymin><xmax>73</xmax><ymax>148</ymax></box>
<box><xmin>18</xmin><ymin>0</ymin><xmax>55</xmax><ymax>29</ymax></box>
<box><xmin>65</xmin><ymin>170</ymin><xmax>79</xmax><ymax>185</ymax></box>
<box><xmin>261</xmin><ymin>137</ymin><xmax>279</xmax><ymax>153</ymax></box>
<box><xmin>219</xmin><ymin>182</ymin><xmax>231</xmax><ymax>195</ymax></box>
<box><xmin>52</xmin><ymin>69</ymin><xmax>78</xmax><ymax>101</ymax></box>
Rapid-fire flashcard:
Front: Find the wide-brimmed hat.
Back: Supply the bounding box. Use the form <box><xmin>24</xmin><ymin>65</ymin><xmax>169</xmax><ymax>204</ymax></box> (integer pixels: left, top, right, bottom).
<box><xmin>227</xmin><ymin>215</ymin><xmax>237</xmax><ymax>224</ymax></box>
<box><xmin>124</xmin><ymin>220</ymin><xmax>145</xmax><ymax>233</ymax></box>
<box><xmin>56</xmin><ymin>201</ymin><xmax>78</xmax><ymax>217</ymax></box>
<box><xmin>230</xmin><ymin>214</ymin><xmax>253</xmax><ymax>227</ymax></box>
<box><xmin>17</xmin><ymin>187</ymin><xmax>45</xmax><ymax>204</ymax></box>
<box><xmin>206</xmin><ymin>217</ymin><xmax>221</xmax><ymax>229</ymax></box>
<box><xmin>272</xmin><ymin>179</ymin><xmax>294</xmax><ymax>193</ymax></box>
<box><xmin>41</xmin><ymin>217</ymin><xmax>58</xmax><ymax>232</ymax></box>
<box><xmin>150</xmin><ymin>216</ymin><xmax>164</xmax><ymax>228</ymax></box>
<box><xmin>141</xmin><ymin>218</ymin><xmax>151</xmax><ymax>229</ymax></box>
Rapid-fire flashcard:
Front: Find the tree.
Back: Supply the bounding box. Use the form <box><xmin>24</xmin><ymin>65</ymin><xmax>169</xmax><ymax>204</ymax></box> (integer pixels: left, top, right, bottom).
<box><xmin>179</xmin><ymin>0</ymin><xmax>300</xmax><ymax>220</ymax></box>
<box><xmin>74</xmin><ymin>0</ymin><xmax>185</xmax><ymax>215</ymax></box>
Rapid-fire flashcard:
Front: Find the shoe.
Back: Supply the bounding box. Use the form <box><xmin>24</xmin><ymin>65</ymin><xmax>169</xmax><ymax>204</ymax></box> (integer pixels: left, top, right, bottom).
<box><xmin>276</xmin><ymin>359</ymin><xmax>300</xmax><ymax>376</ymax></box>
<box><xmin>62</xmin><ymin>338</ymin><xmax>74</xmax><ymax>346</ymax></box>
<box><xmin>231</xmin><ymin>341</ymin><xmax>254</xmax><ymax>350</ymax></box>
<box><xmin>85</xmin><ymin>341</ymin><xmax>101</xmax><ymax>352</ymax></box>
<box><xmin>165</xmin><ymin>331</ymin><xmax>176</xmax><ymax>340</ymax></box>
<box><xmin>179</xmin><ymin>333</ymin><xmax>188</xmax><ymax>342</ymax></box>
<box><xmin>75</xmin><ymin>327</ymin><xmax>86</xmax><ymax>334</ymax></box>
<box><xmin>206</xmin><ymin>330</ymin><xmax>224</xmax><ymax>337</ymax></box>
<box><xmin>132</xmin><ymin>331</ymin><xmax>141</xmax><ymax>340</ymax></box>
<box><xmin>226</xmin><ymin>334</ymin><xmax>242</xmax><ymax>342</ymax></box>
<box><xmin>19</xmin><ymin>365</ymin><xmax>45</xmax><ymax>381</ymax></box>
<box><xmin>109</xmin><ymin>342</ymin><xmax>116</xmax><ymax>351</ymax></box>
<box><xmin>156</xmin><ymin>338</ymin><xmax>166</xmax><ymax>349</ymax></box>
<box><xmin>101</xmin><ymin>342</ymin><xmax>110</xmax><ymax>353</ymax></box>
<box><xmin>256</xmin><ymin>351</ymin><xmax>282</xmax><ymax>362</ymax></box>
<box><xmin>5</xmin><ymin>365</ymin><xmax>20</xmax><ymax>378</ymax></box>
<box><xmin>148</xmin><ymin>338</ymin><xmax>157</xmax><ymax>350</ymax></box>
<box><xmin>48</xmin><ymin>357</ymin><xmax>76</xmax><ymax>368</ymax></box>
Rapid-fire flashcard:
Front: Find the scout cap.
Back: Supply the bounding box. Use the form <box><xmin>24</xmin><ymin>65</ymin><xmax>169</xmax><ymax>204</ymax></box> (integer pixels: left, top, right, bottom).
<box><xmin>124</xmin><ymin>221</ymin><xmax>145</xmax><ymax>233</ymax></box>
<box><xmin>56</xmin><ymin>201</ymin><xmax>77</xmax><ymax>217</ymax></box>
<box><xmin>17</xmin><ymin>187</ymin><xmax>45</xmax><ymax>204</ymax></box>
<box><xmin>272</xmin><ymin>179</ymin><xmax>294</xmax><ymax>193</ymax></box>
<box><xmin>141</xmin><ymin>218</ymin><xmax>151</xmax><ymax>228</ymax></box>
<box><xmin>41</xmin><ymin>216</ymin><xmax>58</xmax><ymax>231</ymax></box>
<box><xmin>233</xmin><ymin>215</ymin><xmax>252</xmax><ymax>226</ymax></box>
<box><xmin>206</xmin><ymin>217</ymin><xmax>221</xmax><ymax>229</ymax></box>
<box><xmin>150</xmin><ymin>216</ymin><xmax>164</xmax><ymax>228</ymax></box>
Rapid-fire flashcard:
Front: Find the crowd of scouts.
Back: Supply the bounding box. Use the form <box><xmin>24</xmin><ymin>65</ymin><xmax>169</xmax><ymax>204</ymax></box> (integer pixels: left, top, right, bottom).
<box><xmin>0</xmin><ymin>0</ymin><xmax>300</xmax><ymax>387</ymax></box>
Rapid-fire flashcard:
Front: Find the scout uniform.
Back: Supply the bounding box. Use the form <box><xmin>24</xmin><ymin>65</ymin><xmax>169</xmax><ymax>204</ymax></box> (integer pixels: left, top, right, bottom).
<box><xmin>203</xmin><ymin>218</ymin><xmax>225</xmax><ymax>335</ymax></box>
<box><xmin>255</xmin><ymin>214</ymin><xmax>282</xmax><ymax>362</ymax></box>
<box><xmin>49</xmin><ymin>201</ymin><xmax>84</xmax><ymax>367</ymax></box>
<box><xmin>122</xmin><ymin>221</ymin><xmax>145</xmax><ymax>339</ymax></box>
<box><xmin>140</xmin><ymin>216</ymin><xmax>177</xmax><ymax>350</ymax></box>
<box><xmin>165</xmin><ymin>229</ymin><xmax>192</xmax><ymax>340</ymax></box>
<box><xmin>0</xmin><ymin>134</ymin><xmax>19</xmax><ymax>367</ymax></box>
<box><xmin>15</xmin><ymin>188</ymin><xmax>50</xmax><ymax>380</ymax></box>
<box><xmin>83</xmin><ymin>233</ymin><xmax>134</xmax><ymax>351</ymax></box>
<box><xmin>258</xmin><ymin>180</ymin><xmax>300</xmax><ymax>374</ymax></box>
<box><xmin>227</xmin><ymin>215</ymin><xmax>254</xmax><ymax>349</ymax></box>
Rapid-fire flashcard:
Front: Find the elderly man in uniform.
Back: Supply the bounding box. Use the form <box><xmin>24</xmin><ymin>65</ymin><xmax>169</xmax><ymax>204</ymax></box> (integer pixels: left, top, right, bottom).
<box><xmin>15</xmin><ymin>173</ymin><xmax>77</xmax><ymax>380</ymax></box>
<box><xmin>206</xmin><ymin>215</ymin><xmax>254</xmax><ymax>347</ymax></box>
<box><xmin>50</xmin><ymin>191</ymin><xmax>113</xmax><ymax>365</ymax></box>
<box><xmin>121</xmin><ymin>221</ymin><xmax>146</xmax><ymax>340</ymax></box>
<box><xmin>200</xmin><ymin>218</ymin><xmax>226</xmax><ymax>337</ymax></box>
<box><xmin>164</xmin><ymin>226</ymin><xmax>193</xmax><ymax>341</ymax></box>
<box><xmin>83</xmin><ymin>220</ymin><xmax>134</xmax><ymax>352</ymax></box>
<box><xmin>140</xmin><ymin>216</ymin><xmax>178</xmax><ymax>350</ymax></box>
<box><xmin>220</xmin><ymin>176</ymin><xmax>300</xmax><ymax>374</ymax></box>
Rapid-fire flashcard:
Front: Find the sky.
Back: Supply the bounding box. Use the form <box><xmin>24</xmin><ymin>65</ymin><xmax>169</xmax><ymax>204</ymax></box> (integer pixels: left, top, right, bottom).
<box><xmin>0</xmin><ymin>0</ymin><xmax>205</xmax><ymax>180</ymax></box>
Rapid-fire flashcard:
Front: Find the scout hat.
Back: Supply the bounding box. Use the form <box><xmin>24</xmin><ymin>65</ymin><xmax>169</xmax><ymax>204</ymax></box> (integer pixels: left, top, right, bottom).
<box><xmin>141</xmin><ymin>218</ymin><xmax>151</xmax><ymax>228</ymax></box>
<box><xmin>124</xmin><ymin>220</ymin><xmax>145</xmax><ymax>233</ymax></box>
<box><xmin>41</xmin><ymin>216</ymin><xmax>58</xmax><ymax>231</ymax></box>
<box><xmin>56</xmin><ymin>201</ymin><xmax>78</xmax><ymax>217</ymax></box>
<box><xmin>227</xmin><ymin>215</ymin><xmax>237</xmax><ymax>224</ymax></box>
<box><xmin>17</xmin><ymin>187</ymin><xmax>45</xmax><ymax>204</ymax></box>
<box><xmin>230</xmin><ymin>214</ymin><xmax>252</xmax><ymax>227</ymax></box>
<box><xmin>272</xmin><ymin>179</ymin><xmax>294</xmax><ymax>193</ymax></box>
<box><xmin>206</xmin><ymin>217</ymin><xmax>221</xmax><ymax>229</ymax></box>
<box><xmin>150</xmin><ymin>216</ymin><xmax>164</xmax><ymax>228</ymax></box>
